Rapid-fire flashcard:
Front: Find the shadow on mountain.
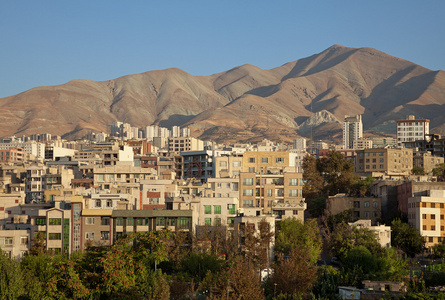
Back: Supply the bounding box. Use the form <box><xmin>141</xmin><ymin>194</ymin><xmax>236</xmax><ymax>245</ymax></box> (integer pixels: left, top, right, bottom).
<box><xmin>158</xmin><ymin>114</ymin><xmax>196</xmax><ymax>128</ymax></box>
<box><xmin>362</xmin><ymin>68</ymin><xmax>437</xmax><ymax>127</ymax></box>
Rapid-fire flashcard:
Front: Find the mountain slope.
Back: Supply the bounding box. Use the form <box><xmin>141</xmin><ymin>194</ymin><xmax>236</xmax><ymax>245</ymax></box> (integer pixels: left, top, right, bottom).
<box><xmin>1</xmin><ymin>45</ymin><xmax>444</xmax><ymax>143</ymax></box>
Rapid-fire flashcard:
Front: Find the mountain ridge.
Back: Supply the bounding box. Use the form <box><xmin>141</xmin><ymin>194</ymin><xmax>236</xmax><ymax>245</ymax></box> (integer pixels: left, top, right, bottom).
<box><xmin>1</xmin><ymin>44</ymin><xmax>444</xmax><ymax>143</ymax></box>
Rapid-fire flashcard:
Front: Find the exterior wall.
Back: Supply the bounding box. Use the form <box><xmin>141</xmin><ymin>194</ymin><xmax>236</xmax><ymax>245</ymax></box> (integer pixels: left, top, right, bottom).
<box><xmin>0</xmin><ymin>193</ymin><xmax>26</xmax><ymax>228</ymax></box>
<box><xmin>327</xmin><ymin>195</ymin><xmax>382</xmax><ymax>222</ymax></box>
<box><xmin>81</xmin><ymin>209</ymin><xmax>113</xmax><ymax>250</ymax></box>
<box><xmin>355</xmin><ymin>148</ymin><xmax>413</xmax><ymax>175</ymax></box>
<box><xmin>398</xmin><ymin>181</ymin><xmax>445</xmax><ymax>216</ymax></box>
<box><xmin>397</xmin><ymin>115</ymin><xmax>429</xmax><ymax>148</ymax></box>
<box><xmin>181</xmin><ymin>150</ymin><xmax>214</xmax><ymax>182</ymax></box>
<box><xmin>0</xmin><ymin>230</ymin><xmax>30</xmax><ymax>259</ymax></box>
<box><xmin>0</xmin><ymin>147</ymin><xmax>27</xmax><ymax>163</ymax></box>
<box><xmin>239</xmin><ymin>171</ymin><xmax>303</xmax><ymax>214</ymax></box>
<box><xmin>353</xmin><ymin>138</ymin><xmax>373</xmax><ymax>150</ymax></box>
<box><xmin>343</xmin><ymin>115</ymin><xmax>363</xmax><ymax>149</ymax></box>
<box><xmin>242</xmin><ymin>151</ymin><xmax>290</xmax><ymax>173</ymax></box>
<box><xmin>199</xmin><ymin>197</ymin><xmax>238</xmax><ymax>230</ymax></box>
<box><xmin>168</xmin><ymin>137</ymin><xmax>204</xmax><ymax>153</ymax></box>
<box><xmin>214</xmin><ymin>156</ymin><xmax>244</xmax><ymax>178</ymax></box>
<box><xmin>408</xmin><ymin>190</ymin><xmax>445</xmax><ymax>247</ymax></box>
<box><xmin>412</xmin><ymin>152</ymin><xmax>444</xmax><ymax>173</ymax></box>
<box><xmin>0</xmin><ymin>141</ymin><xmax>45</xmax><ymax>159</ymax></box>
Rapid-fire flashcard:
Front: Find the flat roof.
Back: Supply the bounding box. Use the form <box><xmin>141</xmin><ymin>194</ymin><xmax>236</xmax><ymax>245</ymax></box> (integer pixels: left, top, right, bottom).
<box><xmin>112</xmin><ymin>209</ymin><xmax>193</xmax><ymax>218</ymax></box>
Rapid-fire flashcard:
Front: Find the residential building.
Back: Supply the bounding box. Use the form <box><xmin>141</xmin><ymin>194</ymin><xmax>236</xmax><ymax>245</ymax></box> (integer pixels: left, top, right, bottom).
<box><xmin>343</xmin><ymin>115</ymin><xmax>363</xmax><ymax>149</ymax></box>
<box><xmin>168</xmin><ymin>137</ymin><xmax>204</xmax><ymax>153</ymax></box>
<box><xmin>397</xmin><ymin>115</ymin><xmax>429</xmax><ymax>148</ymax></box>
<box><xmin>397</xmin><ymin>181</ymin><xmax>445</xmax><ymax>217</ymax></box>
<box><xmin>407</xmin><ymin>190</ymin><xmax>445</xmax><ymax>247</ymax></box>
<box><xmin>214</xmin><ymin>154</ymin><xmax>244</xmax><ymax>178</ymax></box>
<box><xmin>349</xmin><ymin>219</ymin><xmax>391</xmax><ymax>248</ymax></box>
<box><xmin>412</xmin><ymin>151</ymin><xmax>444</xmax><ymax>174</ymax></box>
<box><xmin>0</xmin><ymin>230</ymin><xmax>30</xmax><ymax>259</ymax></box>
<box><xmin>326</xmin><ymin>194</ymin><xmax>382</xmax><ymax>222</ymax></box>
<box><xmin>355</xmin><ymin>148</ymin><xmax>413</xmax><ymax>176</ymax></box>
<box><xmin>353</xmin><ymin>138</ymin><xmax>373</xmax><ymax>150</ymax></box>
<box><xmin>0</xmin><ymin>147</ymin><xmax>27</xmax><ymax>163</ymax></box>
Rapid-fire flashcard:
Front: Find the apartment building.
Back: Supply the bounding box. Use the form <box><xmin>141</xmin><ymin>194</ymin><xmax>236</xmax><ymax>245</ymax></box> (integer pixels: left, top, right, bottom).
<box><xmin>353</xmin><ymin>138</ymin><xmax>373</xmax><ymax>150</ymax></box>
<box><xmin>0</xmin><ymin>141</ymin><xmax>45</xmax><ymax>160</ymax></box>
<box><xmin>0</xmin><ymin>147</ymin><xmax>27</xmax><ymax>163</ymax></box>
<box><xmin>213</xmin><ymin>155</ymin><xmax>244</xmax><ymax>178</ymax></box>
<box><xmin>0</xmin><ymin>229</ymin><xmax>30</xmax><ymax>259</ymax></box>
<box><xmin>398</xmin><ymin>181</ymin><xmax>445</xmax><ymax>217</ymax></box>
<box><xmin>412</xmin><ymin>151</ymin><xmax>444</xmax><ymax>174</ymax></box>
<box><xmin>239</xmin><ymin>170</ymin><xmax>303</xmax><ymax>214</ymax></box>
<box><xmin>343</xmin><ymin>115</ymin><xmax>363</xmax><ymax>149</ymax></box>
<box><xmin>408</xmin><ymin>190</ymin><xmax>445</xmax><ymax>247</ymax></box>
<box><xmin>355</xmin><ymin>148</ymin><xmax>413</xmax><ymax>176</ymax></box>
<box><xmin>397</xmin><ymin>115</ymin><xmax>429</xmax><ymax>148</ymax></box>
<box><xmin>326</xmin><ymin>194</ymin><xmax>382</xmax><ymax>222</ymax></box>
<box><xmin>168</xmin><ymin>137</ymin><xmax>204</xmax><ymax>153</ymax></box>
<box><xmin>181</xmin><ymin>150</ymin><xmax>214</xmax><ymax>182</ymax></box>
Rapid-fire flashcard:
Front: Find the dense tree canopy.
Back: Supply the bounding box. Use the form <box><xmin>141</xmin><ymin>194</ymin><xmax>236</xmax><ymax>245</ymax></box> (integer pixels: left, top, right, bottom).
<box><xmin>391</xmin><ymin>219</ymin><xmax>425</xmax><ymax>258</ymax></box>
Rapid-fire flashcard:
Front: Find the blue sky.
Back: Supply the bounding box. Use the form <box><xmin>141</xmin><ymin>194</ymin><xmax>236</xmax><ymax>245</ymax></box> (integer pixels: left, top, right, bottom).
<box><xmin>1</xmin><ymin>0</ymin><xmax>444</xmax><ymax>98</ymax></box>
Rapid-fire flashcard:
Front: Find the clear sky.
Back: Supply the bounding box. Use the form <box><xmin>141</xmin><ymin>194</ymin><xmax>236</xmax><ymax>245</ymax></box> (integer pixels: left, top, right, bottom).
<box><xmin>1</xmin><ymin>0</ymin><xmax>444</xmax><ymax>98</ymax></box>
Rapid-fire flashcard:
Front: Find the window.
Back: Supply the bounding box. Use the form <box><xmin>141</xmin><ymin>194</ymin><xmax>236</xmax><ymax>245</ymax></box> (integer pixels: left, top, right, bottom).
<box><xmin>423</xmin><ymin>225</ymin><xmax>427</xmax><ymax>230</ymax></box>
<box><xmin>227</xmin><ymin>217</ymin><xmax>235</xmax><ymax>227</ymax></box>
<box><xmin>364</xmin><ymin>201</ymin><xmax>370</xmax><ymax>207</ymax></box>
<box><xmin>127</xmin><ymin>217</ymin><xmax>134</xmax><ymax>226</ymax></box>
<box><xmin>364</xmin><ymin>211</ymin><xmax>370</xmax><ymax>217</ymax></box>
<box><xmin>232</xmin><ymin>171</ymin><xmax>240</xmax><ymax>177</ymax></box>
<box><xmin>48</xmin><ymin>233</ymin><xmax>61</xmax><ymax>240</ymax></box>
<box><xmin>227</xmin><ymin>204</ymin><xmax>236</xmax><ymax>214</ymax></box>
<box><xmin>97</xmin><ymin>174</ymin><xmax>104</xmax><ymax>181</ymax></box>
<box><xmin>137</xmin><ymin>218</ymin><xmax>148</xmax><ymax>226</ymax></box>
<box><xmin>243</xmin><ymin>189</ymin><xmax>253</xmax><ymax>196</ymax></box>
<box><xmin>372</xmin><ymin>202</ymin><xmax>378</xmax><ymax>208</ymax></box>
<box><xmin>220</xmin><ymin>161</ymin><xmax>227</xmax><ymax>167</ymax></box>
<box><xmin>85</xmin><ymin>232</ymin><xmax>95</xmax><ymax>240</ymax></box>
<box><xmin>214</xmin><ymin>218</ymin><xmax>221</xmax><ymax>226</ymax></box>
<box><xmin>106</xmin><ymin>200</ymin><xmax>112</xmax><ymax>208</ymax></box>
<box><xmin>289</xmin><ymin>178</ymin><xmax>298</xmax><ymax>186</ymax></box>
<box><xmin>178</xmin><ymin>217</ymin><xmax>189</xmax><ymax>229</ymax></box>
<box><xmin>431</xmin><ymin>214</ymin><xmax>436</xmax><ymax>219</ymax></box>
<box><xmin>116</xmin><ymin>217</ymin><xmax>123</xmax><ymax>226</ymax></box>
<box><xmin>156</xmin><ymin>217</ymin><xmax>165</xmax><ymax>226</ymax></box>
<box><xmin>288</xmin><ymin>189</ymin><xmax>298</xmax><ymax>197</ymax></box>
<box><xmin>101</xmin><ymin>231</ymin><xmax>110</xmax><ymax>240</ymax></box>
<box><xmin>214</xmin><ymin>205</ymin><xmax>221</xmax><ymax>214</ymax></box>
<box><xmin>95</xmin><ymin>200</ymin><xmax>101</xmax><ymax>207</ymax></box>
<box><xmin>431</xmin><ymin>225</ymin><xmax>436</xmax><ymax>231</ymax></box>
<box><xmin>49</xmin><ymin>218</ymin><xmax>62</xmax><ymax>225</ymax></box>
<box><xmin>429</xmin><ymin>237</ymin><xmax>434</xmax><ymax>243</ymax></box>
<box><xmin>267</xmin><ymin>189</ymin><xmax>273</xmax><ymax>197</ymax></box>
<box><xmin>248</xmin><ymin>158</ymin><xmax>255</xmax><ymax>163</ymax></box>
<box><xmin>248</xmin><ymin>167</ymin><xmax>255</xmax><ymax>173</ymax></box>
<box><xmin>20</xmin><ymin>237</ymin><xmax>28</xmax><ymax>245</ymax></box>
<box><xmin>0</xmin><ymin>237</ymin><xmax>13</xmax><ymax>245</ymax></box>
<box><xmin>101</xmin><ymin>217</ymin><xmax>110</xmax><ymax>226</ymax></box>
<box><xmin>243</xmin><ymin>178</ymin><xmax>254</xmax><ymax>185</ymax></box>
<box><xmin>275</xmin><ymin>157</ymin><xmax>284</xmax><ymax>163</ymax></box>
<box><xmin>233</xmin><ymin>161</ymin><xmax>241</xmax><ymax>167</ymax></box>
<box><xmin>204</xmin><ymin>205</ymin><xmax>211</xmax><ymax>214</ymax></box>
<box><xmin>422</xmin><ymin>214</ymin><xmax>427</xmax><ymax>219</ymax></box>
<box><xmin>261</xmin><ymin>157</ymin><xmax>268</xmax><ymax>163</ymax></box>
<box><xmin>243</xmin><ymin>200</ymin><xmax>254</xmax><ymax>207</ymax></box>
<box><xmin>204</xmin><ymin>218</ymin><xmax>212</xmax><ymax>226</ymax></box>
<box><xmin>36</xmin><ymin>218</ymin><xmax>46</xmax><ymax>225</ymax></box>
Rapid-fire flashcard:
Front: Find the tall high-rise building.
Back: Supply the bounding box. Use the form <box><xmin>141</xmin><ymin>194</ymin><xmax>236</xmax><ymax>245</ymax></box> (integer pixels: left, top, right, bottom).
<box><xmin>396</xmin><ymin>115</ymin><xmax>429</xmax><ymax>148</ymax></box>
<box><xmin>343</xmin><ymin>115</ymin><xmax>363</xmax><ymax>149</ymax></box>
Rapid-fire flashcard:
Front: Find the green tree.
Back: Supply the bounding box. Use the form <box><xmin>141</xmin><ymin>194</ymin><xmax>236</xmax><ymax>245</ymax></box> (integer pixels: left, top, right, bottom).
<box><xmin>432</xmin><ymin>239</ymin><xmax>445</xmax><ymax>258</ymax></box>
<box><xmin>307</xmin><ymin>196</ymin><xmax>326</xmax><ymax>218</ymax></box>
<box><xmin>432</xmin><ymin>163</ymin><xmax>445</xmax><ymax>178</ymax></box>
<box><xmin>412</xmin><ymin>166</ymin><xmax>426</xmax><ymax>175</ymax></box>
<box><xmin>317</xmin><ymin>151</ymin><xmax>358</xmax><ymax>196</ymax></box>
<box><xmin>275</xmin><ymin>218</ymin><xmax>322</xmax><ymax>264</ymax></box>
<box><xmin>303</xmin><ymin>154</ymin><xmax>325</xmax><ymax>201</ymax></box>
<box><xmin>328</xmin><ymin>222</ymin><xmax>383</xmax><ymax>259</ymax></box>
<box><xmin>0</xmin><ymin>253</ymin><xmax>25</xmax><ymax>299</ymax></box>
<box><xmin>391</xmin><ymin>219</ymin><xmax>425</xmax><ymax>258</ymax></box>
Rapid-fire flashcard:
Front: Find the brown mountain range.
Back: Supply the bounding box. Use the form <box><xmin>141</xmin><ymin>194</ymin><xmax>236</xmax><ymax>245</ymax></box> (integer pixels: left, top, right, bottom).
<box><xmin>1</xmin><ymin>44</ymin><xmax>444</xmax><ymax>144</ymax></box>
